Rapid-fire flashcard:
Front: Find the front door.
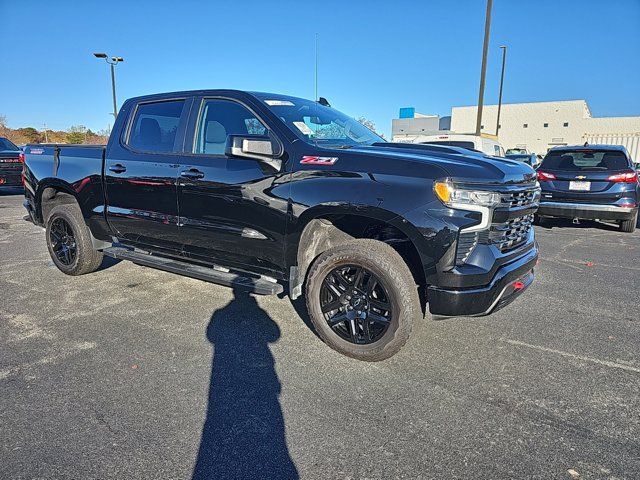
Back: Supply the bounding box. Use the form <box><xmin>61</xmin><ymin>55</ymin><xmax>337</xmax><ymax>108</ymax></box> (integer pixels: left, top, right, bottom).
<box><xmin>176</xmin><ymin>98</ymin><xmax>289</xmax><ymax>277</ymax></box>
<box><xmin>104</xmin><ymin>98</ymin><xmax>190</xmax><ymax>252</ymax></box>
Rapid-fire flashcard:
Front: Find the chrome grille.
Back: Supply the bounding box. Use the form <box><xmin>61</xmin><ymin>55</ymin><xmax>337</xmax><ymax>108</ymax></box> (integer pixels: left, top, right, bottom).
<box><xmin>456</xmin><ymin>186</ymin><xmax>539</xmax><ymax>265</ymax></box>
<box><xmin>500</xmin><ymin>189</ymin><xmax>539</xmax><ymax>208</ymax></box>
<box><xmin>480</xmin><ymin>213</ymin><xmax>534</xmax><ymax>252</ymax></box>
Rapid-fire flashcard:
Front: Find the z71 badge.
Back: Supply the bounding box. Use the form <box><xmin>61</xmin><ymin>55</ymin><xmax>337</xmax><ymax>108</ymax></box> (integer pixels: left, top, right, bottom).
<box><xmin>300</xmin><ymin>156</ymin><xmax>338</xmax><ymax>165</ymax></box>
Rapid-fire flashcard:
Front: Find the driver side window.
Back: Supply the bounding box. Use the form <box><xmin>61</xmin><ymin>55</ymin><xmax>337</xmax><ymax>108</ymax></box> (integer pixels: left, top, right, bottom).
<box><xmin>195</xmin><ymin>99</ymin><xmax>266</xmax><ymax>155</ymax></box>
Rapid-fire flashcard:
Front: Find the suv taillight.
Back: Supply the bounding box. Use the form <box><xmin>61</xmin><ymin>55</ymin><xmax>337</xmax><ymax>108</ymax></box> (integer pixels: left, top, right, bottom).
<box><xmin>607</xmin><ymin>171</ymin><xmax>638</xmax><ymax>183</ymax></box>
<box><xmin>537</xmin><ymin>171</ymin><xmax>556</xmax><ymax>181</ymax></box>
<box><xmin>19</xmin><ymin>153</ymin><xmax>26</xmax><ymax>186</ymax></box>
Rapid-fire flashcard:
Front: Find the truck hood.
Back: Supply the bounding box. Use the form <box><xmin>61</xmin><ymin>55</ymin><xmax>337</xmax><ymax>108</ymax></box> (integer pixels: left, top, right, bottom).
<box><xmin>347</xmin><ymin>143</ymin><xmax>537</xmax><ymax>185</ymax></box>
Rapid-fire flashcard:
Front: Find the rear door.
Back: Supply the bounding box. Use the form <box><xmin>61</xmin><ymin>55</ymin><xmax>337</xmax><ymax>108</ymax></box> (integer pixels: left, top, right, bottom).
<box><xmin>176</xmin><ymin>97</ymin><xmax>289</xmax><ymax>277</ymax></box>
<box><xmin>104</xmin><ymin>98</ymin><xmax>191</xmax><ymax>251</ymax></box>
<box><xmin>538</xmin><ymin>150</ymin><xmax>634</xmax><ymax>203</ymax></box>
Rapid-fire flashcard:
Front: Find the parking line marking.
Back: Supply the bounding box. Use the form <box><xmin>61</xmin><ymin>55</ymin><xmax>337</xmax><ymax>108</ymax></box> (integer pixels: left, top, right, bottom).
<box><xmin>503</xmin><ymin>339</ymin><xmax>640</xmax><ymax>374</ymax></box>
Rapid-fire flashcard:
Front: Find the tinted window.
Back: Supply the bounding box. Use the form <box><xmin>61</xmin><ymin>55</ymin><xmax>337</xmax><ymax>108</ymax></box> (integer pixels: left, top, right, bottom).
<box><xmin>541</xmin><ymin>150</ymin><xmax>630</xmax><ymax>171</ymax></box>
<box><xmin>424</xmin><ymin>140</ymin><xmax>475</xmax><ymax>150</ymax></box>
<box><xmin>0</xmin><ymin>138</ymin><xmax>19</xmax><ymax>151</ymax></box>
<box><xmin>195</xmin><ymin>99</ymin><xmax>267</xmax><ymax>155</ymax></box>
<box><xmin>128</xmin><ymin>100</ymin><xmax>185</xmax><ymax>153</ymax></box>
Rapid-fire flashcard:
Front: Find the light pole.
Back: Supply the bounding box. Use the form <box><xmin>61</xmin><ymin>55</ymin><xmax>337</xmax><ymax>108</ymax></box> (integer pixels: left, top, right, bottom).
<box><xmin>496</xmin><ymin>45</ymin><xmax>507</xmax><ymax>136</ymax></box>
<box><xmin>475</xmin><ymin>0</ymin><xmax>493</xmax><ymax>136</ymax></box>
<box><xmin>93</xmin><ymin>53</ymin><xmax>124</xmax><ymax>118</ymax></box>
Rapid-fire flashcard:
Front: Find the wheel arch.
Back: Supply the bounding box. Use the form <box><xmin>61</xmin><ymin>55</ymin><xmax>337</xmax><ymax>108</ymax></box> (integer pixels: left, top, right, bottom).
<box><xmin>289</xmin><ymin>204</ymin><xmax>428</xmax><ymax>304</ymax></box>
<box><xmin>36</xmin><ymin>179</ymin><xmax>80</xmax><ymax>224</ymax></box>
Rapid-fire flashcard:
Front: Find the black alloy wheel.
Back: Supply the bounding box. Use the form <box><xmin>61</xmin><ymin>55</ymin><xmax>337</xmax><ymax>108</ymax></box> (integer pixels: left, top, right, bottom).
<box><xmin>320</xmin><ymin>265</ymin><xmax>392</xmax><ymax>344</ymax></box>
<box><xmin>48</xmin><ymin>217</ymin><xmax>78</xmax><ymax>266</ymax></box>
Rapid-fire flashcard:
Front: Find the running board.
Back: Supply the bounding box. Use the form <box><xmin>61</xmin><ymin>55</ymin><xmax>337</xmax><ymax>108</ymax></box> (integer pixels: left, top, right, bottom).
<box><xmin>102</xmin><ymin>247</ymin><xmax>283</xmax><ymax>295</ymax></box>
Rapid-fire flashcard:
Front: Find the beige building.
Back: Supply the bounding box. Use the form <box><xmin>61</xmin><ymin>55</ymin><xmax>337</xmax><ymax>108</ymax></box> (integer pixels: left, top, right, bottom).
<box><xmin>450</xmin><ymin>100</ymin><xmax>640</xmax><ymax>162</ymax></box>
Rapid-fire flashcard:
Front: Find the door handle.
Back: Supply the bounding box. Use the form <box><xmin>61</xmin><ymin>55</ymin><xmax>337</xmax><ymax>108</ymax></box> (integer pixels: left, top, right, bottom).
<box><xmin>109</xmin><ymin>164</ymin><xmax>127</xmax><ymax>174</ymax></box>
<box><xmin>180</xmin><ymin>168</ymin><xmax>205</xmax><ymax>180</ymax></box>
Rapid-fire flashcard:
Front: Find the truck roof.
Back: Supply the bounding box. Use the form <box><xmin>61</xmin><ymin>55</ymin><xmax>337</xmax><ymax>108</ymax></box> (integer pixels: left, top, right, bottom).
<box><xmin>123</xmin><ymin>89</ymin><xmax>306</xmax><ymax>104</ymax></box>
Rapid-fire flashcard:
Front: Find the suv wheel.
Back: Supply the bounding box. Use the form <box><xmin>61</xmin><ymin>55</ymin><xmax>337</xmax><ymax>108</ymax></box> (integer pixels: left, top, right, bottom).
<box><xmin>619</xmin><ymin>211</ymin><xmax>637</xmax><ymax>233</ymax></box>
<box><xmin>46</xmin><ymin>204</ymin><xmax>104</xmax><ymax>275</ymax></box>
<box><xmin>305</xmin><ymin>239</ymin><xmax>420</xmax><ymax>361</ymax></box>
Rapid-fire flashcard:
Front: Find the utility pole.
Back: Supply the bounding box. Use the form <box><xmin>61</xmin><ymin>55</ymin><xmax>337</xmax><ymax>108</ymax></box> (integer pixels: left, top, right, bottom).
<box><xmin>110</xmin><ymin>63</ymin><xmax>117</xmax><ymax>118</ymax></box>
<box><xmin>314</xmin><ymin>33</ymin><xmax>319</xmax><ymax>102</ymax></box>
<box><xmin>496</xmin><ymin>45</ymin><xmax>507</xmax><ymax>136</ymax></box>
<box><xmin>475</xmin><ymin>0</ymin><xmax>493</xmax><ymax>136</ymax></box>
<box><xmin>42</xmin><ymin>123</ymin><xmax>49</xmax><ymax>143</ymax></box>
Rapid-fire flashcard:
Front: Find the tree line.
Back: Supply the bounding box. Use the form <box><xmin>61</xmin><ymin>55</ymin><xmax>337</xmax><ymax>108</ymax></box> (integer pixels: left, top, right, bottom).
<box><xmin>0</xmin><ymin>115</ymin><xmax>109</xmax><ymax>146</ymax></box>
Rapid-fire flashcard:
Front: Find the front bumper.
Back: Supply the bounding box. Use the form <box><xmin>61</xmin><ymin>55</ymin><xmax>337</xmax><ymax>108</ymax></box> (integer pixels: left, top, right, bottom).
<box><xmin>538</xmin><ymin>201</ymin><xmax>637</xmax><ymax>221</ymax></box>
<box><xmin>427</xmin><ymin>245</ymin><xmax>538</xmax><ymax>317</ymax></box>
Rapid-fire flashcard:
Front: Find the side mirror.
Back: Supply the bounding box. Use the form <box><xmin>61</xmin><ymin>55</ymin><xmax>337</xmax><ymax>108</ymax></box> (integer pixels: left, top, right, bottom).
<box><xmin>226</xmin><ymin>133</ymin><xmax>283</xmax><ymax>170</ymax></box>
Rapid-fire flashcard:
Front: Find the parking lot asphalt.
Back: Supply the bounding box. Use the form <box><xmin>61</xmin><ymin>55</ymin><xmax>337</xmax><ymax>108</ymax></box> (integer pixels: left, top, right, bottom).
<box><xmin>1</xmin><ymin>189</ymin><xmax>639</xmax><ymax>480</ymax></box>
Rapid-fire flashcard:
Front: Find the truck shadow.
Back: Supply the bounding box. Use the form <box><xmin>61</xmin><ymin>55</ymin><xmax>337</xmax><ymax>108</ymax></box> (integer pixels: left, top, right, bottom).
<box><xmin>192</xmin><ymin>285</ymin><xmax>299</xmax><ymax>480</ymax></box>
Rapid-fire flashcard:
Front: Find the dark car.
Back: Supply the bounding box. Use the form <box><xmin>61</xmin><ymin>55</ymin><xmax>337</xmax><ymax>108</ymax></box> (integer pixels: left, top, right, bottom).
<box><xmin>23</xmin><ymin>89</ymin><xmax>540</xmax><ymax>361</ymax></box>
<box><xmin>506</xmin><ymin>153</ymin><xmax>538</xmax><ymax>168</ymax></box>
<box><xmin>0</xmin><ymin>137</ymin><xmax>23</xmax><ymax>188</ymax></box>
<box><xmin>536</xmin><ymin>145</ymin><xmax>639</xmax><ymax>232</ymax></box>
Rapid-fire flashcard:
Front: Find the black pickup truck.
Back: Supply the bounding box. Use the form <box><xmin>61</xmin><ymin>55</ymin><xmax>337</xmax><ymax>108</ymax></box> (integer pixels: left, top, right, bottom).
<box><xmin>23</xmin><ymin>90</ymin><xmax>540</xmax><ymax>361</ymax></box>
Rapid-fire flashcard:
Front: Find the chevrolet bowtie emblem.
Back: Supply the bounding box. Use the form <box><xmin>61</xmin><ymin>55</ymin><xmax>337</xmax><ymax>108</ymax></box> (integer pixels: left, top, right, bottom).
<box><xmin>576</xmin><ymin>175</ymin><xmax>586</xmax><ymax>179</ymax></box>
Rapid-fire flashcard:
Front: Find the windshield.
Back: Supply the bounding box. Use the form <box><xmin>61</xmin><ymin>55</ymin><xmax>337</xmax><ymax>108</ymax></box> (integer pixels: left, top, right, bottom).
<box><xmin>541</xmin><ymin>150</ymin><xmax>629</xmax><ymax>171</ymax></box>
<box><xmin>0</xmin><ymin>138</ymin><xmax>19</xmax><ymax>151</ymax></box>
<box><xmin>260</xmin><ymin>97</ymin><xmax>384</xmax><ymax>148</ymax></box>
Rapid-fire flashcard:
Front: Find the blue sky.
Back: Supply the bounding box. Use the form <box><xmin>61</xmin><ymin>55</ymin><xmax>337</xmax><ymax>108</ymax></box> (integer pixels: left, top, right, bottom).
<box><xmin>1</xmin><ymin>0</ymin><xmax>639</xmax><ymax>138</ymax></box>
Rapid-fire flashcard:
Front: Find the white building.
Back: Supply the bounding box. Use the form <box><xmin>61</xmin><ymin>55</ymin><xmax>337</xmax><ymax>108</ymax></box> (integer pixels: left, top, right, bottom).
<box><xmin>450</xmin><ymin>100</ymin><xmax>640</xmax><ymax>161</ymax></box>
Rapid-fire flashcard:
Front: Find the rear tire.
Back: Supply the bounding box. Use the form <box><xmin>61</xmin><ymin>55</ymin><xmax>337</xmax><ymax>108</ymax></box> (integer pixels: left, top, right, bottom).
<box><xmin>304</xmin><ymin>239</ymin><xmax>419</xmax><ymax>361</ymax></box>
<box><xmin>46</xmin><ymin>204</ymin><xmax>104</xmax><ymax>275</ymax></box>
<box><xmin>619</xmin><ymin>212</ymin><xmax>637</xmax><ymax>233</ymax></box>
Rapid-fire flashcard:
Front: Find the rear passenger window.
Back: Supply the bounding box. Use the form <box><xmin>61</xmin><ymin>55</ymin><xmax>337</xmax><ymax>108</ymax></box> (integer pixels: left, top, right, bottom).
<box><xmin>128</xmin><ymin>100</ymin><xmax>185</xmax><ymax>153</ymax></box>
<box><xmin>195</xmin><ymin>99</ymin><xmax>267</xmax><ymax>155</ymax></box>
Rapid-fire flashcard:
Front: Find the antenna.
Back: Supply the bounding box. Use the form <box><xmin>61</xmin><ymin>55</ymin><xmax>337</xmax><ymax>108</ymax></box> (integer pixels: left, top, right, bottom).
<box><xmin>315</xmin><ymin>33</ymin><xmax>318</xmax><ymax>102</ymax></box>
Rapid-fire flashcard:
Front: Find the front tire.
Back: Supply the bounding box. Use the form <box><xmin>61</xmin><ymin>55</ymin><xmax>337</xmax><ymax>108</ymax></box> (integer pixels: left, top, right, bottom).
<box><xmin>46</xmin><ymin>204</ymin><xmax>104</xmax><ymax>275</ymax></box>
<box><xmin>305</xmin><ymin>239</ymin><xmax>420</xmax><ymax>361</ymax></box>
<box><xmin>619</xmin><ymin>212</ymin><xmax>637</xmax><ymax>233</ymax></box>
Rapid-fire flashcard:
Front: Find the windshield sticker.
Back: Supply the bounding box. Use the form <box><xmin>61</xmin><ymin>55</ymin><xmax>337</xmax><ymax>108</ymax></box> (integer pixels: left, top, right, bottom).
<box><xmin>300</xmin><ymin>156</ymin><xmax>338</xmax><ymax>166</ymax></box>
<box><xmin>293</xmin><ymin>121</ymin><xmax>314</xmax><ymax>136</ymax></box>
<box><xmin>265</xmin><ymin>100</ymin><xmax>295</xmax><ymax>106</ymax></box>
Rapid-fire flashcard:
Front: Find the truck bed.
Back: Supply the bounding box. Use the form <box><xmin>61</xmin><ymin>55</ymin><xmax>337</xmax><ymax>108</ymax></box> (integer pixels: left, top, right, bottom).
<box><xmin>23</xmin><ymin>144</ymin><xmax>107</xmax><ymax>229</ymax></box>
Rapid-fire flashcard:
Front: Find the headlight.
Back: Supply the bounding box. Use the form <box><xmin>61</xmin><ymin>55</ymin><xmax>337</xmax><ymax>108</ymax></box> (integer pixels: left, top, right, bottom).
<box><xmin>434</xmin><ymin>180</ymin><xmax>500</xmax><ymax>233</ymax></box>
<box><xmin>434</xmin><ymin>180</ymin><xmax>501</xmax><ymax>208</ymax></box>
